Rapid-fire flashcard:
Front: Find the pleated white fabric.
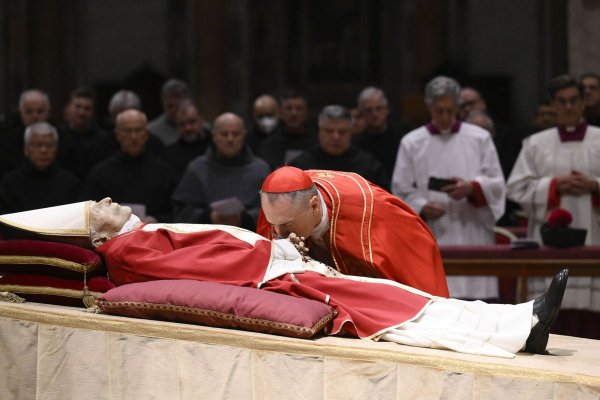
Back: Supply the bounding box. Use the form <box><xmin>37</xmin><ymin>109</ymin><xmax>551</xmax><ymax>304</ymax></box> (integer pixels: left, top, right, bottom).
<box><xmin>381</xmin><ymin>299</ymin><xmax>533</xmax><ymax>358</ymax></box>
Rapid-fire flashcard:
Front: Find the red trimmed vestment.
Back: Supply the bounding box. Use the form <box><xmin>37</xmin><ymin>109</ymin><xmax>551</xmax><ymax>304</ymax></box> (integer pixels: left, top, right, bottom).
<box><xmin>97</xmin><ymin>224</ymin><xmax>431</xmax><ymax>338</ymax></box>
<box><xmin>258</xmin><ymin>170</ymin><xmax>449</xmax><ymax>297</ymax></box>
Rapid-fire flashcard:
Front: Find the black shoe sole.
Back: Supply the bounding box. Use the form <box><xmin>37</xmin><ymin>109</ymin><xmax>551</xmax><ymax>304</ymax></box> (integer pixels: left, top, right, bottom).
<box><xmin>524</xmin><ymin>269</ymin><xmax>569</xmax><ymax>354</ymax></box>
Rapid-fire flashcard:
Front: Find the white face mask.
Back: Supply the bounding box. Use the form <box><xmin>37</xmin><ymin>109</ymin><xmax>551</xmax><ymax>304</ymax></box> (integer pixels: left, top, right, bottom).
<box><xmin>257</xmin><ymin>116</ymin><xmax>278</xmax><ymax>134</ymax></box>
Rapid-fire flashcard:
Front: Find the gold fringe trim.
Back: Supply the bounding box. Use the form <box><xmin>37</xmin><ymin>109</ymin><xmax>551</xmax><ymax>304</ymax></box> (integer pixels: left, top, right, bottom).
<box><xmin>0</xmin><ymin>291</ymin><xmax>26</xmax><ymax>303</ymax></box>
<box><xmin>96</xmin><ymin>300</ymin><xmax>336</xmax><ymax>337</ymax></box>
<box><xmin>0</xmin><ymin>255</ymin><xmax>100</xmax><ymax>273</ymax></box>
<box><xmin>0</xmin><ymin>285</ymin><xmax>102</xmax><ymax>300</ymax></box>
<box><xmin>82</xmin><ymin>305</ymin><xmax>101</xmax><ymax>313</ymax></box>
<box><xmin>1</xmin><ymin>302</ymin><xmax>599</xmax><ymax>389</ymax></box>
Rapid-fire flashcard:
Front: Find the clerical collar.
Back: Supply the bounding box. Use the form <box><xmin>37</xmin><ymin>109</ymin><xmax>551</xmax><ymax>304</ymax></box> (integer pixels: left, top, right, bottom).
<box><xmin>426</xmin><ymin>120</ymin><xmax>461</xmax><ymax>135</ymax></box>
<box><xmin>310</xmin><ymin>190</ymin><xmax>330</xmax><ymax>241</ymax></box>
<box><xmin>557</xmin><ymin>120</ymin><xmax>587</xmax><ymax>142</ymax></box>
<box><xmin>118</xmin><ymin>214</ymin><xmax>142</xmax><ymax>235</ymax></box>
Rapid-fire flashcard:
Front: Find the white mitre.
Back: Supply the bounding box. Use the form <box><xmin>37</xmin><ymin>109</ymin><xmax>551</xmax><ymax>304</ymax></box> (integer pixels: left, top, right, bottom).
<box><xmin>0</xmin><ymin>201</ymin><xmax>93</xmax><ymax>247</ymax></box>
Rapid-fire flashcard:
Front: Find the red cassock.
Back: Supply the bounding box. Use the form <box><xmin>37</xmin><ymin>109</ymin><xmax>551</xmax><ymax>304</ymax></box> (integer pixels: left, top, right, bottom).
<box><xmin>97</xmin><ymin>226</ymin><xmax>430</xmax><ymax>339</ymax></box>
<box><xmin>258</xmin><ymin>170</ymin><xmax>449</xmax><ymax>297</ymax></box>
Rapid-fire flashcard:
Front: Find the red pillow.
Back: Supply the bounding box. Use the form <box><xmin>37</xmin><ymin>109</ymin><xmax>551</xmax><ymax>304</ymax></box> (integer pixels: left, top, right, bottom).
<box><xmin>97</xmin><ymin>280</ymin><xmax>336</xmax><ymax>339</ymax></box>
<box><xmin>0</xmin><ymin>274</ymin><xmax>115</xmax><ymax>307</ymax></box>
<box><xmin>0</xmin><ymin>239</ymin><xmax>103</xmax><ymax>277</ymax></box>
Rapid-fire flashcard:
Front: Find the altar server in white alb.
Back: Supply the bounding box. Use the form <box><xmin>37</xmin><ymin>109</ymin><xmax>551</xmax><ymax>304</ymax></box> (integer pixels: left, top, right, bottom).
<box><xmin>392</xmin><ymin>76</ymin><xmax>506</xmax><ymax>300</ymax></box>
<box><xmin>507</xmin><ymin>75</ymin><xmax>600</xmax><ymax>314</ymax></box>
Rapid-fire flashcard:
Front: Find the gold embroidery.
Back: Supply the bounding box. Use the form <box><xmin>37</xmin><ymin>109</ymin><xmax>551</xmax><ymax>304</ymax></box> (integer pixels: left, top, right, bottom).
<box><xmin>341</xmin><ymin>173</ymin><xmax>375</xmax><ymax>270</ymax></box>
<box><xmin>312</xmin><ymin>171</ymin><xmax>377</xmax><ymax>276</ymax></box>
<box><xmin>0</xmin><ymin>284</ymin><xmax>102</xmax><ymax>300</ymax></box>
<box><xmin>96</xmin><ymin>300</ymin><xmax>335</xmax><ymax>338</ymax></box>
<box><xmin>0</xmin><ymin>255</ymin><xmax>101</xmax><ymax>273</ymax></box>
<box><xmin>315</xmin><ymin>172</ymin><xmax>336</xmax><ymax>179</ymax></box>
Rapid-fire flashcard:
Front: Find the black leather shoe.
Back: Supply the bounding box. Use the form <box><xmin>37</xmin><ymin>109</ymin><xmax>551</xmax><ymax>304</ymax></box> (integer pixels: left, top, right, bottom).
<box><xmin>524</xmin><ymin>269</ymin><xmax>569</xmax><ymax>354</ymax></box>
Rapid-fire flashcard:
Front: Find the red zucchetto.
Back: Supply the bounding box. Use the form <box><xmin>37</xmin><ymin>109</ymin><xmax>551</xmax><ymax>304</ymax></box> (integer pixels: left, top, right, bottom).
<box><xmin>261</xmin><ymin>166</ymin><xmax>314</xmax><ymax>193</ymax></box>
<box><xmin>547</xmin><ymin>208</ymin><xmax>573</xmax><ymax>228</ymax></box>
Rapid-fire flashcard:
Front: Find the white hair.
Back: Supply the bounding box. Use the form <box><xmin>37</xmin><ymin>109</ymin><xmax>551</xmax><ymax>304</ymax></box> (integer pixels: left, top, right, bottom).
<box><xmin>24</xmin><ymin>122</ymin><xmax>58</xmax><ymax>144</ymax></box>
<box><xmin>19</xmin><ymin>89</ymin><xmax>50</xmax><ymax>111</ymax></box>
<box><xmin>108</xmin><ymin>90</ymin><xmax>141</xmax><ymax>117</ymax></box>
<box><xmin>424</xmin><ymin>76</ymin><xmax>461</xmax><ymax>106</ymax></box>
<box><xmin>357</xmin><ymin>87</ymin><xmax>388</xmax><ymax>108</ymax></box>
<box><xmin>318</xmin><ymin>105</ymin><xmax>350</xmax><ymax>125</ymax></box>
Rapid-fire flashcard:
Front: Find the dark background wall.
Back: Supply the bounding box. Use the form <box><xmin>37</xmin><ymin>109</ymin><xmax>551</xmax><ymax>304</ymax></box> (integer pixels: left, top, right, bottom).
<box><xmin>0</xmin><ymin>0</ymin><xmax>579</xmax><ymax>130</ymax></box>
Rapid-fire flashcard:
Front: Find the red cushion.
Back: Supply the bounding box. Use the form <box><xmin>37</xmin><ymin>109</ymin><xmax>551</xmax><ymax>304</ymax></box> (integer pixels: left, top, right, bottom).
<box><xmin>97</xmin><ymin>280</ymin><xmax>336</xmax><ymax>339</ymax></box>
<box><xmin>0</xmin><ymin>239</ymin><xmax>103</xmax><ymax>277</ymax></box>
<box><xmin>0</xmin><ymin>274</ymin><xmax>115</xmax><ymax>307</ymax></box>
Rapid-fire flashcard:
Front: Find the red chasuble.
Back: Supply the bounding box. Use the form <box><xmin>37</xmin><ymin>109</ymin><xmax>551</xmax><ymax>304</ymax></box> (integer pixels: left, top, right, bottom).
<box><xmin>97</xmin><ymin>226</ymin><xmax>273</xmax><ymax>287</ymax></box>
<box><xmin>97</xmin><ymin>224</ymin><xmax>431</xmax><ymax>339</ymax></box>
<box><xmin>258</xmin><ymin>170</ymin><xmax>449</xmax><ymax>297</ymax></box>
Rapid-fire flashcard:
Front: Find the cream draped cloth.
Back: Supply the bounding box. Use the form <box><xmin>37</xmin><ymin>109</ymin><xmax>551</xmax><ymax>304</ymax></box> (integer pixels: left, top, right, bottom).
<box><xmin>266</xmin><ymin>239</ymin><xmax>533</xmax><ymax>359</ymax></box>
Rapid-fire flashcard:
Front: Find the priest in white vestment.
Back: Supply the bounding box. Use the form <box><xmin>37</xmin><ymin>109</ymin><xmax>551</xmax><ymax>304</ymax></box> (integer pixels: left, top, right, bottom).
<box><xmin>392</xmin><ymin>76</ymin><xmax>506</xmax><ymax>300</ymax></box>
<box><xmin>507</xmin><ymin>75</ymin><xmax>600</xmax><ymax>316</ymax></box>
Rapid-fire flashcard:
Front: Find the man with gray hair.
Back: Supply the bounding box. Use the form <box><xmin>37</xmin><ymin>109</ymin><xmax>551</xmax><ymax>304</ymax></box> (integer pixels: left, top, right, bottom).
<box><xmin>87</xmin><ymin>90</ymin><xmax>166</xmax><ymax>170</ymax></box>
<box><xmin>108</xmin><ymin>90</ymin><xmax>142</xmax><ymax>125</ymax></box>
<box><xmin>353</xmin><ymin>86</ymin><xmax>406</xmax><ymax>177</ymax></box>
<box><xmin>392</xmin><ymin>76</ymin><xmax>505</xmax><ymax>301</ymax></box>
<box><xmin>289</xmin><ymin>105</ymin><xmax>389</xmax><ymax>189</ymax></box>
<box><xmin>0</xmin><ymin>122</ymin><xmax>80</xmax><ymax>213</ymax></box>
<box><xmin>148</xmin><ymin>79</ymin><xmax>191</xmax><ymax>146</ymax></box>
<box><xmin>0</xmin><ymin>89</ymin><xmax>54</xmax><ymax>178</ymax></box>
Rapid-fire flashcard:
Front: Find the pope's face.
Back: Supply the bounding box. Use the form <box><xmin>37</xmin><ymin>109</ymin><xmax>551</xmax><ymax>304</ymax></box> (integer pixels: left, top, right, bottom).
<box><xmin>90</xmin><ymin>197</ymin><xmax>132</xmax><ymax>241</ymax></box>
<box><xmin>260</xmin><ymin>194</ymin><xmax>320</xmax><ymax>239</ymax></box>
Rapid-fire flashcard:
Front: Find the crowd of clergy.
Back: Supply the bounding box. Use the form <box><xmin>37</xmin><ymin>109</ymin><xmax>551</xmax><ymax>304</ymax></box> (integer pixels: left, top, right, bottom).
<box><xmin>1</xmin><ymin>74</ymin><xmax>599</xmax><ymax>338</ymax></box>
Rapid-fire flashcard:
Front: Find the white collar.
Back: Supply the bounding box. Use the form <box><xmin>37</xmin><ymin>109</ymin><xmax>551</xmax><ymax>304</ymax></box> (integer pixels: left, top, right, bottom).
<box><xmin>310</xmin><ymin>191</ymin><xmax>329</xmax><ymax>241</ymax></box>
<box><xmin>118</xmin><ymin>214</ymin><xmax>141</xmax><ymax>235</ymax></box>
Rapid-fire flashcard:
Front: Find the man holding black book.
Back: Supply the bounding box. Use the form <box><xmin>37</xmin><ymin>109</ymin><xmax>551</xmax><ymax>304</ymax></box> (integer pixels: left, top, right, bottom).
<box><xmin>392</xmin><ymin>76</ymin><xmax>506</xmax><ymax>301</ymax></box>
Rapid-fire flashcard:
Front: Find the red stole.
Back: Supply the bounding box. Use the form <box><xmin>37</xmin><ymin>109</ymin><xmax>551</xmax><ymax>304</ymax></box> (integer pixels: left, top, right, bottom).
<box><xmin>307</xmin><ymin>170</ymin><xmax>379</xmax><ymax>276</ymax></box>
